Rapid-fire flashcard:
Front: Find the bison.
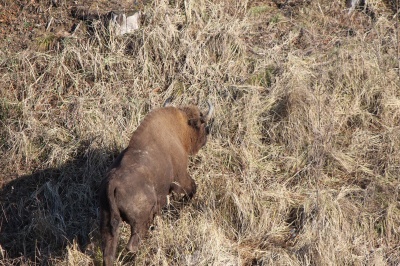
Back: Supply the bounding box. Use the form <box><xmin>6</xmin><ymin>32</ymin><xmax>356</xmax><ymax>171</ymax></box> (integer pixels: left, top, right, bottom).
<box><xmin>99</xmin><ymin>100</ymin><xmax>214</xmax><ymax>266</ymax></box>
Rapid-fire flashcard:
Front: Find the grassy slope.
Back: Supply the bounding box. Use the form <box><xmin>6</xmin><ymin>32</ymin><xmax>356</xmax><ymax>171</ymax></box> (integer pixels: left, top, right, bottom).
<box><xmin>1</xmin><ymin>0</ymin><xmax>400</xmax><ymax>265</ymax></box>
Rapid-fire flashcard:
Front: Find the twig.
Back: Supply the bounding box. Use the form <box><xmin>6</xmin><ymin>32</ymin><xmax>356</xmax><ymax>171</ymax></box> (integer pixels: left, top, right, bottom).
<box><xmin>46</xmin><ymin>16</ymin><xmax>53</xmax><ymax>31</ymax></box>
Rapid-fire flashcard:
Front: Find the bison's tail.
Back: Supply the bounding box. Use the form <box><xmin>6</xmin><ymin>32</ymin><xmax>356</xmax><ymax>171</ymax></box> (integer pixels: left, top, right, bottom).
<box><xmin>100</xmin><ymin>177</ymin><xmax>121</xmax><ymax>266</ymax></box>
<box><xmin>107</xmin><ymin>179</ymin><xmax>121</xmax><ymax>234</ymax></box>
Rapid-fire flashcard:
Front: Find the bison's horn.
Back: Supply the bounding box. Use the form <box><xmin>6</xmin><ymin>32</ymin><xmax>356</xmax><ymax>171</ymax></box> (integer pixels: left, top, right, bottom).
<box><xmin>204</xmin><ymin>100</ymin><xmax>214</xmax><ymax>121</ymax></box>
<box><xmin>163</xmin><ymin>97</ymin><xmax>173</xmax><ymax>107</ymax></box>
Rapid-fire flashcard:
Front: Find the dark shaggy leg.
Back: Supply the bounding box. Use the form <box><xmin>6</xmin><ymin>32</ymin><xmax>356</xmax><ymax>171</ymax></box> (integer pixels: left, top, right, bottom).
<box><xmin>101</xmin><ymin>209</ymin><xmax>121</xmax><ymax>266</ymax></box>
<box><xmin>126</xmin><ymin>222</ymin><xmax>149</xmax><ymax>253</ymax></box>
<box><xmin>127</xmin><ymin>229</ymin><xmax>140</xmax><ymax>253</ymax></box>
<box><xmin>125</xmin><ymin>204</ymin><xmax>157</xmax><ymax>253</ymax></box>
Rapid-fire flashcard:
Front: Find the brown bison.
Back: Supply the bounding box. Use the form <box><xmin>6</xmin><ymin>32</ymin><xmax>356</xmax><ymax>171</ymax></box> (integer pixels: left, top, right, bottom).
<box><xmin>99</xmin><ymin>100</ymin><xmax>214</xmax><ymax>266</ymax></box>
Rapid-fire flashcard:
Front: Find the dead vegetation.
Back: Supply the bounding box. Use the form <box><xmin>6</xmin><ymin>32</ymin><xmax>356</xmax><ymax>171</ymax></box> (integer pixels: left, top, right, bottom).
<box><xmin>1</xmin><ymin>0</ymin><xmax>400</xmax><ymax>265</ymax></box>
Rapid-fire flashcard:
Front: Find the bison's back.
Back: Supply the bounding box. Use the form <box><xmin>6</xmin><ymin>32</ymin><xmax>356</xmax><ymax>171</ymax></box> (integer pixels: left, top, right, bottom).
<box><xmin>129</xmin><ymin>107</ymin><xmax>188</xmax><ymax>150</ymax></box>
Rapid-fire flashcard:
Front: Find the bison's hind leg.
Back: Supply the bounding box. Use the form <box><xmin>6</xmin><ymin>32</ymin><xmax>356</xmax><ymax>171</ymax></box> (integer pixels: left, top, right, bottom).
<box><xmin>100</xmin><ymin>208</ymin><xmax>121</xmax><ymax>266</ymax></box>
<box><xmin>124</xmin><ymin>196</ymin><xmax>158</xmax><ymax>254</ymax></box>
<box><xmin>127</xmin><ymin>227</ymin><xmax>140</xmax><ymax>253</ymax></box>
<box><xmin>125</xmin><ymin>207</ymin><xmax>157</xmax><ymax>253</ymax></box>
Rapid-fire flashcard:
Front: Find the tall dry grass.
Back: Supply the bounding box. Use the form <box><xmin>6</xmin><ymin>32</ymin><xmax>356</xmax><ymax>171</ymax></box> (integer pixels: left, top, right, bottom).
<box><xmin>1</xmin><ymin>0</ymin><xmax>399</xmax><ymax>265</ymax></box>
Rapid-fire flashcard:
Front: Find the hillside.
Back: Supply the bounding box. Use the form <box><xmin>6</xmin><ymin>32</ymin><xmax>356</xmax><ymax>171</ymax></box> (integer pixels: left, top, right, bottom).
<box><xmin>1</xmin><ymin>0</ymin><xmax>399</xmax><ymax>265</ymax></box>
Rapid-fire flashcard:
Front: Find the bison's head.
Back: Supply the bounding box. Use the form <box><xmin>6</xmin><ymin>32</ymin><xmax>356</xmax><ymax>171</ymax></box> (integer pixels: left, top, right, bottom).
<box><xmin>181</xmin><ymin>101</ymin><xmax>214</xmax><ymax>155</ymax></box>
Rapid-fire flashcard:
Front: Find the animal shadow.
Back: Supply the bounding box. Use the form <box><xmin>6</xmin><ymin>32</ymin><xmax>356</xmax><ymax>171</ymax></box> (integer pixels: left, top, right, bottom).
<box><xmin>0</xmin><ymin>148</ymin><xmax>115</xmax><ymax>263</ymax></box>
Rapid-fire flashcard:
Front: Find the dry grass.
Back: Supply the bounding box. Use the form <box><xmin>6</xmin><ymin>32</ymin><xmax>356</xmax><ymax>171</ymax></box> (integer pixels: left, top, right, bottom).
<box><xmin>1</xmin><ymin>0</ymin><xmax>400</xmax><ymax>265</ymax></box>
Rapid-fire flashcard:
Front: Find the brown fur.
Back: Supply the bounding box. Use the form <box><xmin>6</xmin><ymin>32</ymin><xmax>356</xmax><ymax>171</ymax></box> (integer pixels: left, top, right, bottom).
<box><xmin>99</xmin><ymin>103</ymin><xmax>213</xmax><ymax>266</ymax></box>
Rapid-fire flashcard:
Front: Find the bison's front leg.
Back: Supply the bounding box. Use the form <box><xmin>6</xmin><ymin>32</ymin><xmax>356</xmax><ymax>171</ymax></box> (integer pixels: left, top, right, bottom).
<box><xmin>170</xmin><ymin>175</ymin><xmax>197</xmax><ymax>200</ymax></box>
